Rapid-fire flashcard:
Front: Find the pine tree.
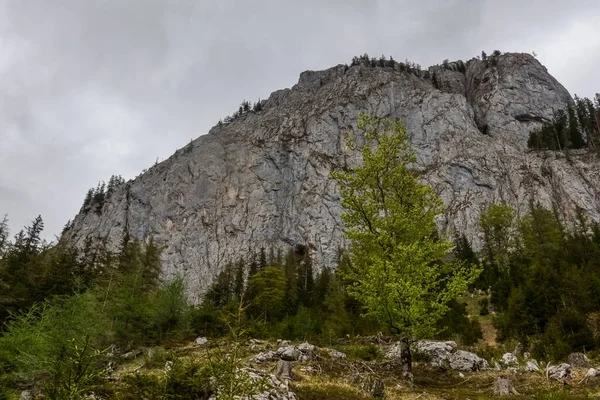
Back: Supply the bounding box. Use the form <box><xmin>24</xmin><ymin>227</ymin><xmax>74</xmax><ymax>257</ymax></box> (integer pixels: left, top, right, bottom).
<box><xmin>567</xmin><ymin>104</ymin><xmax>585</xmax><ymax>148</ymax></box>
<box><xmin>259</xmin><ymin>247</ymin><xmax>267</xmax><ymax>269</ymax></box>
<box><xmin>233</xmin><ymin>257</ymin><xmax>245</xmax><ymax>301</ymax></box>
<box><xmin>82</xmin><ymin>189</ymin><xmax>94</xmax><ymax>209</ymax></box>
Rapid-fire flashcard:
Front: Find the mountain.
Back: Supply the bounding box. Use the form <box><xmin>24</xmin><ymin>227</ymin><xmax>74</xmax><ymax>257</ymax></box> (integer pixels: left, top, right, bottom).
<box><xmin>64</xmin><ymin>52</ymin><xmax>600</xmax><ymax>301</ymax></box>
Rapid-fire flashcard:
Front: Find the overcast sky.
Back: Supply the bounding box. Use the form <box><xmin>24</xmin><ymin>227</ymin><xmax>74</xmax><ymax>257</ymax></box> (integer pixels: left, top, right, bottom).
<box><xmin>1</xmin><ymin>0</ymin><xmax>599</xmax><ymax>240</ymax></box>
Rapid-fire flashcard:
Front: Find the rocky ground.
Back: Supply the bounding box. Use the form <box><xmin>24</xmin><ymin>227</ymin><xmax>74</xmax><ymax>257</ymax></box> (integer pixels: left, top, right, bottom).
<box><xmin>40</xmin><ymin>335</ymin><xmax>598</xmax><ymax>400</ymax></box>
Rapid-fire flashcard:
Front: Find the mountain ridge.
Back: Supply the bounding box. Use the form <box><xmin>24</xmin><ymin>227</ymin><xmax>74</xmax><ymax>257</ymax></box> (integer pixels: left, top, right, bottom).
<box><xmin>64</xmin><ymin>52</ymin><xmax>600</xmax><ymax>301</ymax></box>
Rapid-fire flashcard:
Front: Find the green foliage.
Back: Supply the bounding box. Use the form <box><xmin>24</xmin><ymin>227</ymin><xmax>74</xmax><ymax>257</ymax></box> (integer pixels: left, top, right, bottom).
<box><xmin>247</xmin><ymin>266</ymin><xmax>287</xmax><ymax>321</ymax></box>
<box><xmin>0</xmin><ymin>292</ymin><xmax>107</xmax><ymax>385</ymax></box>
<box><xmin>478</xmin><ymin>298</ymin><xmax>489</xmax><ymax>316</ymax></box>
<box><xmin>435</xmin><ymin>300</ymin><xmax>483</xmax><ymax>345</ymax></box>
<box><xmin>293</xmin><ymin>382</ymin><xmax>370</xmax><ymax>400</ymax></box>
<box><xmin>330</xmin><ymin>114</ymin><xmax>479</xmax><ymax>339</ymax></box>
<box><xmin>478</xmin><ymin>201</ymin><xmax>600</xmax><ymax>360</ymax></box>
<box><xmin>0</xmin><ymin>230</ymin><xmax>192</xmax><ymax>392</ymax></box>
<box><xmin>119</xmin><ymin>359</ymin><xmax>212</xmax><ymax>400</ymax></box>
<box><xmin>337</xmin><ymin>344</ymin><xmax>381</xmax><ymax>361</ymax></box>
<box><xmin>528</xmin><ymin>97</ymin><xmax>600</xmax><ymax>151</ymax></box>
<box><xmin>43</xmin><ymin>336</ymin><xmax>106</xmax><ymax>400</ymax></box>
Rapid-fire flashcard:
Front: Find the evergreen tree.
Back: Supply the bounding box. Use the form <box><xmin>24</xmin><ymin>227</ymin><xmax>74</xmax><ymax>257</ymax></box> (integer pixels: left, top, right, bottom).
<box><xmin>233</xmin><ymin>257</ymin><xmax>245</xmax><ymax>301</ymax></box>
<box><xmin>567</xmin><ymin>104</ymin><xmax>585</xmax><ymax>148</ymax></box>
<box><xmin>259</xmin><ymin>247</ymin><xmax>267</xmax><ymax>269</ymax></box>
<box><xmin>297</xmin><ymin>250</ymin><xmax>314</xmax><ymax>307</ymax></box>
<box><xmin>0</xmin><ymin>214</ymin><xmax>9</xmax><ymax>256</ymax></box>
<box><xmin>247</xmin><ymin>266</ymin><xmax>286</xmax><ymax>321</ymax></box>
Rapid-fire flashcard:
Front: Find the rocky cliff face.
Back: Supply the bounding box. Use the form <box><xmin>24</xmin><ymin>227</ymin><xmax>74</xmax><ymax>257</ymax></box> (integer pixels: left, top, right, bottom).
<box><xmin>65</xmin><ymin>53</ymin><xmax>600</xmax><ymax>302</ymax></box>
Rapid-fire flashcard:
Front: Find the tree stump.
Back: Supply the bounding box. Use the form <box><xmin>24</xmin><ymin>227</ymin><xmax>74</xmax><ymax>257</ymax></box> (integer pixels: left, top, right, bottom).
<box><xmin>492</xmin><ymin>377</ymin><xmax>519</xmax><ymax>395</ymax></box>
<box><xmin>276</xmin><ymin>360</ymin><xmax>293</xmax><ymax>381</ymax></box>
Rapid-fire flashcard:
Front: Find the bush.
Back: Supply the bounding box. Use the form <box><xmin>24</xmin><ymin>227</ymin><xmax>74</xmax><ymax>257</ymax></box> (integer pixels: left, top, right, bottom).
<box><xmin>119</xmin><ymin>359</ymin><xmax>212</xmax><ymax>400</ymax></box>
<box><xmin>337</xmin><ymin>344</ymin><xmax>381</xmax><ymax>361</ymax></box>
<box><xmin>42</xmin><ymin>336</ymin><xmax>106</xmax><ymax>400</ymax></box>
<box><xmin>479</xmin><ymin>298</ymin><xmax>489</xmax><ymax>316</ymax></box>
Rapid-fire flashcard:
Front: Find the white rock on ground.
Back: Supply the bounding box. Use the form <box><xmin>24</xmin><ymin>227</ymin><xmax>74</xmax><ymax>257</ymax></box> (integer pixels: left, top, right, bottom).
<box><xmin>253</xmin><ymin>351</ymin><xmax>278</xmax><ymax>363</ymax></box>
<box><xmin>525</xmin><ymin>360</ymin><xmax>540</xmax><ymax>372</ymax></box>
<box><xmin>194</xmin><ymin>336</ymin><xmax>208</xmax><ymax>346</ymax></box>
<box><xmin>327</xmin><ymin>349</ymin><xmax>347</xmax><ymax>359</ymax></box>
<box><xmin>277</xmin><ymin>346</ymin><xmax>301</xmax><ymax>362</ymax></box>
<box><xmin>449</xmin><ymin>350</ymin><xmax>489</xmax><ymax>372</ymax></box>
<box><xmin>547</xmin><ymin>363</ymin><xmax>572</xmax><ymax>381</ymax></box>
<box><xmin>412</xmin><ymin>340</ymin><xmax>457</xmax><ymax>368</ymax></box>
<box><xmin>501</xmin><ymin>352</ymin><xmax>519</xmax><ymax>367</ymax></box>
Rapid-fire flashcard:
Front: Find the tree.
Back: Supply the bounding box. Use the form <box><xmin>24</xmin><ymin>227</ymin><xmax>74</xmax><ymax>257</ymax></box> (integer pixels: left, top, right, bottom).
<box><xmin>331</xmin><ymin>114</ymin><xmax>479</xmax><ymax>381</ymax></box>
<box><xmin>0</xmin><ymin>215</ymin><xmax>8</xmax><ymax>255</ymax></box>
<box><xmin>247</xmin><ymin>266</ymin><xmax>286</xmax><ymax>321</ymax></box>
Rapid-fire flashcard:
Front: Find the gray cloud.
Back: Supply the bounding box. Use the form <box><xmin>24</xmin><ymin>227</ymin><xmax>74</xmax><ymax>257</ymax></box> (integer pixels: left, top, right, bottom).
<box><xmin>1</xmin><ymin>0</ymin><xmax>599</xmax><ymax>239</ymax></box>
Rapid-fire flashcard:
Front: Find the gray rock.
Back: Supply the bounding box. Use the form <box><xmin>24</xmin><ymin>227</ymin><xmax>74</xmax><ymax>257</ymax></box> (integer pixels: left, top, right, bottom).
<box><xmin>525</xmin><ymin>360</ymin><xmax>540</xmax><ymax>372</ymax></box>
<box><xmin>122</xmin><ymin>349</ymin><xmax>142</xmax><ymax>360</ymax></box>
<box><xmin>327</xmin><ymin>348</ymin><xmax>347</xmax><ymax>359</ymax></box>
<box><xmin>449</xmin><ymin>350</ymin><xmax>489</xmax><ymax>372</ymax></box>
<box><xmin>20</xmin><ymin>391</ymin><xmax>34</xmax><ymax>400</ymax></box>
<box><xmin>580</xmin><ymin>368</ymin><xmax>599</xmax><ymax>384</ymax></box>
<box><xmin>277</xmin><ymin>346</ymin><xmax>301</xmax><ymax>361</ymax></box>
<box><xmin>65</xmin><ymin>53</ymin><xmax>600</xmax><ymax>300</ymax></box>
<box><xmin>547</xmin><ymin>363</ymin><xmax>572</xmax><ymax>381</ymax></box>
<box><xmin>253</xmin><ymin>351</ymin><xmax>278</xmax><ymax>363</ymax></box>
<box><xmin>277</xmin><ymin>339</ymin><xmax>291</xmax><ymax>347</ymax></box>
<box><xmin>492</xmin><ymin>377</ymin><xmax>519</xmax><ymax>395</ymax></box>
<box><xmin>501</xmin><ymin>352</ymin><xmax>519</xmax><ymax>366</ymax></box>
<box><xmin>567</xmin><ymin>352</ymin><xmax>589</xmax><ymax>368</ymax></box>
<box><xmin>412</xmin><ymin>340</ymin><xmax>457</xmax><ymax>367</ymax></box>
<box><xmin>194</xmin><ymin>336</ymin><xmax>208</xmax><ymax>346</ymax></box>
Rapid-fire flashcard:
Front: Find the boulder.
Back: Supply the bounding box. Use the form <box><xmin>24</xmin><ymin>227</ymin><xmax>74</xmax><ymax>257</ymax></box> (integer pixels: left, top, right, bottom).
<box><xmin>253</xmin><ymin>351</ymin><xmax>278</xmax><ymax>363</ymax></box>
<box><xmin>547</xmin><ymin>363</ymin><xmax>572</xmax><ymax>381</ymax></box>
<box><xmin>492</xmin><ymin>377</ymin><xmax>519</xmax><ymax>395</ymax></box>
<box><xmin>567</xmin><ymin>352</ymin><xmax>589</xmax><ymax>368</ymax></box>
<box><xmin>122</xmin><ymin>349</ymin><xmax>143</xmax><ymax>359</ymax></box>
<box><xmin>525</xmin><ymin>360</ymin><xmax>540</xmax><ymax>372</ymax></box>
<box><xmin>449</xmin><ymin>350</ymin><xmax>489</xmax><ymax>372</ymax></box>
<box><xmin>501</xmin><ymin>352</ymin><xmax>518</xmax><ymax>367</ymax></box>
<box><xmin>411</xmin><ymin>340</ymin><xmax>457</xmax><ymax>367</ymax></box>
<box><xmin>20</xmin><ymin>391</ymin><xmax>34</xmax><ymax>400</ymax></box>
<box><xmin>277</xmin><ymin>339</ymin><xmax>291</xmax><ymax>347</ymax></box>
<box><xmin>277</xmin><ymin>346</ymin><xmax>301</xmax><ymax>361</ymax></box>
<box><xmin>194</xmin><ymin>336</ymin><xmax>208</xmax><ymax>346</ymax></box>
<box><xmin>327</xmin><ymin>349</ymin><xmax>347</xmax><ymax>359</ymax></box>
<box><xmin>276</xmin><ymin>360</ymin><xmax>293</xmax><ymax>381</ymax></box>
<box><xmin>297</xmin><ymin>342</ymin><xmax>317</xmax><ymax>361</ymax></box>
<box><xmin>579</xmin><ymin>368</ymin><xmax>600</xmax><ymax>384</ymax></box>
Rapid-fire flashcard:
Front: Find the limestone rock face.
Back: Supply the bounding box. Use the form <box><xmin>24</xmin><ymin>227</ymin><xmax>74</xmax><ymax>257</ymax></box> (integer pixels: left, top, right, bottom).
<box><xmin>64</xmin><ymin>53</ymin><xmax>600</xmax><ymax>301</ymax></box>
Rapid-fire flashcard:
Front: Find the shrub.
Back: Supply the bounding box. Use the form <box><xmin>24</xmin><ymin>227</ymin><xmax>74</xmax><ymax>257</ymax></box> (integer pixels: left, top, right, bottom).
<box><xmin>337</xmin><ymin>344</ymin><xmax>381</xmax><ymax>361</ymax></box>
<box><xmin>479</xmin><ymin>298</ymin><xmax>489</xmax><ymax>316</ymax></box>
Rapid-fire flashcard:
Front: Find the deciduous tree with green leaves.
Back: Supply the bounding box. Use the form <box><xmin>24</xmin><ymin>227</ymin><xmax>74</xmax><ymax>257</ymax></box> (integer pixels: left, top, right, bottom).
<box><xmin>331</xmin><ymin>114</ymin><xmax>479</xmax><ymax>381</ymax></box>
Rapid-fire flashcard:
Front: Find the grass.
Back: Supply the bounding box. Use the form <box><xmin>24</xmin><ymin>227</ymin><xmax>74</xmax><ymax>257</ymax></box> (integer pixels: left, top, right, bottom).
<box><xmin>457</xmin><ymin>293</ymin><xmax>497</xmax><ymax>346</ymax></box>
<box><xmin>37</xmin><ymin>335</ymin><xmax>600</xmax><ymax>400</ymax></box>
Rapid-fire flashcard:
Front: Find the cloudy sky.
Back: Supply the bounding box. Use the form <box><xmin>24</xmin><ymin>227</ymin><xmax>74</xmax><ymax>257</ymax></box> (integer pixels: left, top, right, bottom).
<box><xmin>1</xmin><ymin>0</ymin><xmax>599</xmax><ymax>240</ymax></box>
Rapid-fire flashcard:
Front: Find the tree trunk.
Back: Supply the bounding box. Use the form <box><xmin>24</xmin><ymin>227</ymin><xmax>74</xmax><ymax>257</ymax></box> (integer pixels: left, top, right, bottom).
<box><xmin>399</xmin><ymin>337</ymin><xmax>413</xmax><ymax>385</ymax></box>
<box><xmin>276</xmin><ymin>360</ymin><xmax>293</xmax><ymax>381</ymax></box>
